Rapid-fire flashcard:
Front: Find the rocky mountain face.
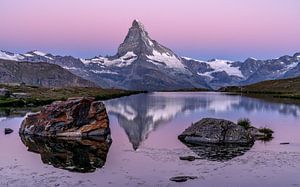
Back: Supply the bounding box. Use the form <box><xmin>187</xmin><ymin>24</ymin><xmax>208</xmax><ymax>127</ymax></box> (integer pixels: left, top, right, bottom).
<box><xmin>0</xmin><ymin>59</ymin><xmax>95</xmax><ymax>87</ymax></box>
<box><xmin>0</xmin><ymin>20</ymin><xmax>299</xmax><ymax>90</ymax></box>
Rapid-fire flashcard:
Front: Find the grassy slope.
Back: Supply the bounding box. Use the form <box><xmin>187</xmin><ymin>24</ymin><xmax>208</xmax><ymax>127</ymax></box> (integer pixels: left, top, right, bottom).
<box><xmin>220</xmin><ymin>77</ymin><xmax>300</xmax><ymax>99</ymax></box>
<box><xmin>0</xmin><ymin>84</ymin><xmax>144</xmax><ymax>107</ymax></box>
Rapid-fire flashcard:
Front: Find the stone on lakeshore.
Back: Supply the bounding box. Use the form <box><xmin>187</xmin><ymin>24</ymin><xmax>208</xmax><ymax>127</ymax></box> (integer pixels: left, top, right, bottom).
<box><xmin>4</xmin><ymin>128</ymin><xmax>13</xmax><ymax>135</ymax></box>
<box><xmin>19</xmin><ymin>97</ymin><xmax>110</xmax><ymax>138</ymax></box>
<box><xmin>169</xmin><ymin>176</ymin><xmax>198</xmax><ymax>182</ymax></box>
<box><xmin>178</xmin><ymin>118</ymin><xmax>255</xmax><ymax>145</ymax></box>
<box><xmin>179</xmin><ymin>156</ymin><xmax>198</xmax><ymax>161</ymax></box>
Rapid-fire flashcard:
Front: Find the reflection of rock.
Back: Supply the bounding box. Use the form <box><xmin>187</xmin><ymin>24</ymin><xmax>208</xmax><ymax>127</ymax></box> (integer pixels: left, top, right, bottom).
<box><xmin>182</xmin><ymin>143</ymin><xmax>253</xmax><ymax>162</ymax></box>
<box><xmin>19</xmin><ymin>97</ymin><xmax>110</xmax><ymax>138</ymax></box>
<box><xmin>20</xmin><ymin>135</ymin><xmax>111</xmax><ymax>173</ymax></box>
<box><xmin>179</xmin><ymin>118</ymin><xmax>255</xmax><ymax>145</ymax></box>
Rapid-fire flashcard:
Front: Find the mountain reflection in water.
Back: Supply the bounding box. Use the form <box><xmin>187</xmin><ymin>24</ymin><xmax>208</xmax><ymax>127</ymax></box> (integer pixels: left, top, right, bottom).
<box><xmin>105</xmin><ymin>92</ymin><xmax>300</xmax><ymax>150</ymax></box>
<box><xmin>20</xmin><ymin>135</ymin><xmax>111</xmax><ymax>173</ymax></box>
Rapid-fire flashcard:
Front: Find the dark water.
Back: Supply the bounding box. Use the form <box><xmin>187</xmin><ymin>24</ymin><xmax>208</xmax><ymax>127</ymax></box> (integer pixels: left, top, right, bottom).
<box><xmin>0</xmin><ymin>92</ymin><xmax>300</xmax><ymax>187</ymax></box>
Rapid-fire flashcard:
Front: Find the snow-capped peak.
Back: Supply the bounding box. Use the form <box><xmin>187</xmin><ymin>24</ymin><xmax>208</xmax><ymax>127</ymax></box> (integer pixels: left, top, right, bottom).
<box><xmin>147</xmin><ymin>50</ymin><xmax>187</xmax><ymax>71</ymax></box>
<box><xmin>0</xmin><ymin>50</ymin><xmax>24</xmax><ymax>61</ymax></box>
<box><xmin>82</xmin><ymin>51</ymin><xmax>138</xmax><ymax>67</ymax></box>
<box><xmin>31</xmin><ymin>50</ymin><xmax>48</xmax><ymax>56</ymax></box>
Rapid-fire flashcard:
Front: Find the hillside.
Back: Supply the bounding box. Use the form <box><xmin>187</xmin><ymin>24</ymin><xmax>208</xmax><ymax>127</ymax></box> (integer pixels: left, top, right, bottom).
<box><xmin>220</xmin><ymin>77</ymin><xmax>300</xmax><ymax>99</ymax></box>
<box><xmin>0</xmin><ymin>84</ymin><xmax>143</xmax><ymax>107</ymax></box>
<box><xmin>0</xmin><ymin>59</ymin><xmax>96</xmax><ymax>87</ymax></box>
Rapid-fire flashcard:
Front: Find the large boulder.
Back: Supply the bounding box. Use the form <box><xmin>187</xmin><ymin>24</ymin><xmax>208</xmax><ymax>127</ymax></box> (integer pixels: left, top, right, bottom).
<box><xmin>178</xmin><ymin>118</ymin><xmax>255</xmax><ymax>145</ymax></box>
<box><xmin>19</xmin><ymin>97</ymin><xmax>110</xmax><ymax>138</ymax></box>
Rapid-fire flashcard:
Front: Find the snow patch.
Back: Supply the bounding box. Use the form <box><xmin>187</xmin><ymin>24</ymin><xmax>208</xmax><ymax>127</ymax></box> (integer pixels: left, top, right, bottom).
<box><xmin>197</xmin><ymin>72</ymin><xmax>213</xmax><ymax>79</ymax></box>
<box><xmin>286</xmin><ymin>62</ymin><xmax>299</xmax><ymax>70</ymax></box>
<box><xmin>32</xmin><ymin>51</ymin><xmax>47</xmax><ymax>56</ymax></box>
<box><xmin>182</xmin><ymin>57</ymin><xmax>204</xmax><ymax>62</ymax></box>
<box><xmin>62</xmin><ymin>66</ymin><xmax>79</xmax><ymax>70</ymax></box>
<box><xmin>0</xmin><ymin>51</ymin><xmax>24</xmax><ymax>61</ymax></box>
<box><xmin>147</xmin><ymin>50</ymin><xmax>186</xmax><ymax>71</ymax></box>
<box><xmin>207</xmin><ymin>60</ymin><xmax>244</xmax><ymax>78</ymax></box>
<box><xmin>23</xmin><ymin>53</ymin><xmax>34</xmax><ymax>57</ymax></box>
<box><xmin>90</xmin><ymin>70</ymin><xmax>118</xmax><ymax>75</ymax></box>
<box><xmin>83</xmin><ymin>52</ymin><xmax>137</xmax><ymax>67</ymax></box>
<box><xmin>107</xmin><ymin>104</ymin><xmax>137</xmax><ymax>121</ymax></box>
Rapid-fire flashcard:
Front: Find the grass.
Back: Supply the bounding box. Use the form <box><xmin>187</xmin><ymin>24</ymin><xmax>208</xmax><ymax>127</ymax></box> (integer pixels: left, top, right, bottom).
<box><xmin>0</xmin><ymin>84</ymin><xmax>145</xmax><ymax>107</ymax></box>
<box><xmin>237</xmin><ymin>118</ymin><xmax>252</xmax><ymax>130</ymax></box>
<box><xmin>219</xmin><ymin>77</ymin><xmax>300</xmax><ymax>100</ymax></box>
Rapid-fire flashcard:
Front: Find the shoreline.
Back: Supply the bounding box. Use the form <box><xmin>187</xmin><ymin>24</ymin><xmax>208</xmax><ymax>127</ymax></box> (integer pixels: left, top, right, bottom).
<box><xmin>0</xmin><ymin>85</ymin><xmax>145</xmax><ymax>107</ymax></box>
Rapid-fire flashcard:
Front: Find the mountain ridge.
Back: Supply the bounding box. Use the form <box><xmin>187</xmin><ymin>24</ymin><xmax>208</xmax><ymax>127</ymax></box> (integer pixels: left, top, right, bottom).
<box><xmin>0</xmin><ymin>20</ymin><xmax>299</xmax><ymax>90</ymax></box>
<box><xmin>0</xmin><ymin>58</ymin><xmax>96</xmax><ymax>88</ymax></box>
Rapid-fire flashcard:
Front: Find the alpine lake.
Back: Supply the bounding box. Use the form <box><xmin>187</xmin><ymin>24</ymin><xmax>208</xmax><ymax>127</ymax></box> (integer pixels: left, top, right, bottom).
<box><xmin>1</xmin><ymin>92</ymin><xmax>300</xmax><ymax>187</ymax></box>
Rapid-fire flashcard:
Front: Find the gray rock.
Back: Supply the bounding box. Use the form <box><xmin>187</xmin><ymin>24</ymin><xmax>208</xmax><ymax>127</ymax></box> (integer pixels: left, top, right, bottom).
<box><xmin>178</xmin><ymin>118</ymin><xmax>255</xmax><ymax>145</ymax></box>
<box><xmin>169</xmin><ymin>176</ymin><xmax>198</xmax><ymax>182</ymax></box>
<box><xmin>4</xmin><ymin>128</ymin><xmax>13</xmax><ymax>135</ymax></box>
<box><xmin>179</xmin><ymin>156</ymin><xmax>198</xmax><ymax>161</ymax></box>
<box><xmin>280</xmin><ymin>142</ymin><xmax>290</xmax><ymax>145</ymax></box>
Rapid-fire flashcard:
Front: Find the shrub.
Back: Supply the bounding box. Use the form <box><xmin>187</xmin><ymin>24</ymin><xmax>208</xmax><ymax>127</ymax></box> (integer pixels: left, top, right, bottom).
<box><xmin>256</xmin><ymin>127</ymin><xmax>274</xmax><ymax>141</ymax></box>
<box><xmin>237</xmin><ymin>118</ymin><xmax>252</xmax><ymax>129</ymax></box>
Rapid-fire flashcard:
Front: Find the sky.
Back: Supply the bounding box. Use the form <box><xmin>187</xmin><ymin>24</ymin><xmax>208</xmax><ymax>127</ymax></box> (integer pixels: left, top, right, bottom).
<box><xmin>0</xmin><ymin>0</ymin><xmax>300</xmax><ymax>61</ymax></box>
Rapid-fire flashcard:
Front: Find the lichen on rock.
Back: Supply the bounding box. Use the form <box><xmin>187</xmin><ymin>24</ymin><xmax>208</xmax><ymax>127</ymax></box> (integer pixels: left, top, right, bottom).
<box><xmin>19</xmin><ymin>97</ymin><xmax>110</xmax><ymax>139</ymax></box>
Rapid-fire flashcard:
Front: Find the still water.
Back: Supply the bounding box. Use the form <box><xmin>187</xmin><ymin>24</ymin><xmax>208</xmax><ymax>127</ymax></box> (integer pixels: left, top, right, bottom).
<box><xmin>0</xmin><ymin>92</ymin><xmax>300</xmax><ymax>187</ymax></box>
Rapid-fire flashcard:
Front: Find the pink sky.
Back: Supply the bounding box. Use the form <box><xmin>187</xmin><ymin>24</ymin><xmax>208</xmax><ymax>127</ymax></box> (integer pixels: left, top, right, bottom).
<box><xmin>0</xmin><ymin>0</ymin><xmax>300</xmax><ymax>60</ymax></box>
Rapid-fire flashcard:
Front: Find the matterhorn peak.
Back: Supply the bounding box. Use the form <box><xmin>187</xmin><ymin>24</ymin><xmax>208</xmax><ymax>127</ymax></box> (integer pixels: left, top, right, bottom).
<box><xmin>117</xmin><ymin>19</ymin><xmax>177</xmax><ymax>59</ymax></box>
<box><xmin>132</xmin><ymin>19</ymin><xmax>144</xmax><ymax>29</ymax></box>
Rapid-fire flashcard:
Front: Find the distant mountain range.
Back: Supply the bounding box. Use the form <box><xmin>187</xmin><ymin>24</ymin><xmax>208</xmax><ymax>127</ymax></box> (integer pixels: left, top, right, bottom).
<box><xmin>0</xmin><ymin>59</ymin><xmax>95</xmax><ymax>87</ymax></box>
<box><xmin>1</xmin><ymin>20</ymin><xmax>299</xmax><ymax>90</ymax></box>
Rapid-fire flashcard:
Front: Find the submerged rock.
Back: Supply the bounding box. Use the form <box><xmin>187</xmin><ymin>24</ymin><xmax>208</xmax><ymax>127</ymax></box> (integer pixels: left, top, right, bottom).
<box><xmin>19</xmin><ymin>97</ymin><xmax>110</xmax><ymax>138</ymax></box>
<box><xmin>20</xmin><ymin>135</ymin><xmax>111</xmax><ymax>173</ymax></box>
<box><xmin>169</xmin><ymin>176</ymin><xmax>198</xmax><ymax>182</ymax></box>
<box><xmin>178</xmin><ymin>118</ymin><xmax>255</xmax><ymax>145</ymax></box>
<box><xmin>4</xmin><ymin>128</ymin><xmax>13</xmax><ymax>135</ymax></box>
<box><xmin>280</xmin><ymin>142</ymin><xmax>290</xmax><ymax>145</ymax></box>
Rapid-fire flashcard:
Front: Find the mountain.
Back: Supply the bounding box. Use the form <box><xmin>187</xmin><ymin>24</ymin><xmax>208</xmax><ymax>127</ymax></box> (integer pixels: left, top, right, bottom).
<box><xmin>0</xmin><ymin>59</ymin><xmax>96</xmax><ymax>87</ymax></box>
<box><xmin>0</xmin><ymin>20</ymin><xmax>299</xmax><ymax>90</ymax></box>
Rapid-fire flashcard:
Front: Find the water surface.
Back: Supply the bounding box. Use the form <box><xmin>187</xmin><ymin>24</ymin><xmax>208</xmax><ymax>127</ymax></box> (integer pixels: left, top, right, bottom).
<box><xmin>0</xmin><ymin>92</ymin><xmax>300</xmax><ymax>187</ymax></box>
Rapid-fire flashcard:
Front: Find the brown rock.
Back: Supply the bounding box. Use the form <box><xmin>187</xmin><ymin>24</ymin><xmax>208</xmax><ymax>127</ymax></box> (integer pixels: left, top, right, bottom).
<box><xmin>19</xmin><ymin>97</ymin><xmax>110</xmax><ymax>138</ymax></box>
